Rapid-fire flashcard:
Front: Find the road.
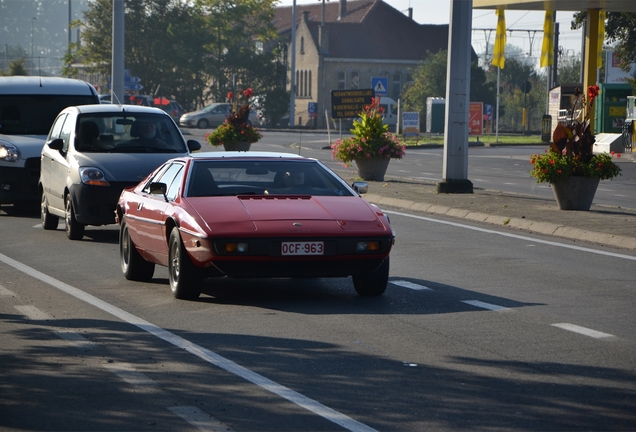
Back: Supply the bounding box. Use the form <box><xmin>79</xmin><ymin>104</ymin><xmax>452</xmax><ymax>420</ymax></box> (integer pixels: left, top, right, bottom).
<box><xmin>1</xmin><ymin>132</ymin><xmax>635</xmax><ymax>430</ymax></box>
<box><xmin>184</xmin><ymin>129</ymin><xmax>636</xmax><ymax>210</ymax></box>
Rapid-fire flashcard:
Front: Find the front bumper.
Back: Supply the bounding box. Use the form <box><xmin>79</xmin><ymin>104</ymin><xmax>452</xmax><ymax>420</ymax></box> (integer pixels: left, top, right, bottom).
<box><xmin>0</xmin><ymin>158</ymin><xmax>41</xmax><ymax>204</ymax></box>
<box><xmin>70</xmin><ymin>181</ymin><xmax>138</xmax><ymax>226</ymax></box>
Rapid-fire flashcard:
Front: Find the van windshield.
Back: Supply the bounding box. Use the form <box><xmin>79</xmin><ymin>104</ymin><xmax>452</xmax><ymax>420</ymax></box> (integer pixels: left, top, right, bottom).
<box><xmin>0</xmin><ymin>95</ymin><xmax>98</xmax><ymax>135</ymax></box>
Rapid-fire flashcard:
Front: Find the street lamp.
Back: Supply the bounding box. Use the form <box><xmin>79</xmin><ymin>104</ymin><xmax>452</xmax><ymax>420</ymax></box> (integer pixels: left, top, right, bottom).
<box><xmin>31</xmin><ymin>17</ymin><xmax>37</xmax><ymax>75</ymax></box>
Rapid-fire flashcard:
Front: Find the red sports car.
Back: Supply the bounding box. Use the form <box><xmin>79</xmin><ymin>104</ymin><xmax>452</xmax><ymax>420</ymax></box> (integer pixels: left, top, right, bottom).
<box><xmin>115</xmin><ymin>152</ymin><xmax>395</xmax><ymax>300</ymax></box>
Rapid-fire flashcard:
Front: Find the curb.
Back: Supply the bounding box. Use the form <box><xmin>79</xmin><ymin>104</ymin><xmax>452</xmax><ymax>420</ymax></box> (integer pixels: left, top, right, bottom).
<box><xmin>364</xmin><ymin>193</ymin><xmax>636</xmax><ymax>251</ymax></box>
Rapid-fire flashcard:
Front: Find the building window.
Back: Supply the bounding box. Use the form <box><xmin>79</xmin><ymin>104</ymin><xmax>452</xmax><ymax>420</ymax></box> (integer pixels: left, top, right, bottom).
<box><xmin>337</xmin><ymin>71</ymin><xmax>346</xmax><ymax>90</ymax></box>
<box><xmin>392</xmin><ymin>72</ymin><xmax>402</xmax><ymax>99</ymax></box>
<box><xmin>296</xmin><ymin>70</ymin><xmax>300</xmax><ymax>96</ymax></box>
<box><xmin>350</xmin><ymin>71</ymin><xmax>359</xmax><ymax>89</ymax></box>
<box><xmin>303</xmin><ymin>70</ymin><xmax>308</xmax><ymax>97</ymax></box>
<box><xmin>300</xmin><ymin>36</ymin><xmax>304</xmax><ymax>54</ymax></box>
<box><xmin>308</xmin><ymin>71</ymin><xmax>312</xmax><ymax>97</ymax></box>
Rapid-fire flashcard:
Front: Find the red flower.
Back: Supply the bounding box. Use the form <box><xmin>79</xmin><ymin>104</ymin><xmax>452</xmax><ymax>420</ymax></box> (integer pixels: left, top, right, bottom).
<box><xmin>227</xmin><ymin>91</ymin><xmax>233</xmax><ymax>101</ymax></box>
<box><xmin>242</xmin><ymin>88</ymin><xmax>253</xmax><ymax>99</ymax></box>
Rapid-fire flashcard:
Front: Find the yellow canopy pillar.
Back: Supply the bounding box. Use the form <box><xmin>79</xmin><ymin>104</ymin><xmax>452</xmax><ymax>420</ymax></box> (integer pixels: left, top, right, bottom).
<box><xmin>583</xmin><ymin>9</ymin><xmax>600</xmax><ymax>133</ymax></box>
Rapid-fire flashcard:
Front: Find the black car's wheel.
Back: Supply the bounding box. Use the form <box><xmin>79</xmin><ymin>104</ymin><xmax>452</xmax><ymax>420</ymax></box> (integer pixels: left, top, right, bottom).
<box><xmin>352</xmin><ymin>257</ymin><xmax>389</xmax><ymax>296</ymax></box>
<box><xmin>168</xmin><ymin>227</ymin><xmax>202</xmax><ymax>300</ymax></box>
<box><xmin>120</xmin><ymin>219</ymin><xmax>155</xmax><ymax>281</ymax></box>
<box><xmin>65</xmin><ymin>195</ymin><xmax>85</xmax><ymax>240</ymax></box>
<box><xmin>197</xmin><ymin>119</ymin><xmax>209</xmax><ymax>129</ymax></box>
<box><xmin>41</xmin><ymin>191</ymin><xmax>59</xmax><ymax>230</ymax></box>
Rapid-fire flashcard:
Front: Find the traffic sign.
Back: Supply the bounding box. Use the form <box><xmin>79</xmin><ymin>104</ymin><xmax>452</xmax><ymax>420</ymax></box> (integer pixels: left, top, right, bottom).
<box><xmin>331</xmin><ymin>89</ymin><xmax>375</xmax><ymax>119</ymax></box>
<box><xmin>106</xmin><ymin>83</ymin><xmax>144</xmax><ymax>91</ymax></box>
<box><xmin>371</xmin><ymin>77</ymin><xmax>388</xmax><ymax>95</ymax></box>
<box><xmin>469</xmin><ymin>102</ymin><xmax>483</xmax><ymax>136</ymax></box>
<box><xmin>108</xmin><ymin>75</ymin><xmax>142</xmax><ymax>83</ymax></box>
<box><xmin>308</xmin><ymin>102</ymin><xmax>317</xmax><ymax>118</ymax></box>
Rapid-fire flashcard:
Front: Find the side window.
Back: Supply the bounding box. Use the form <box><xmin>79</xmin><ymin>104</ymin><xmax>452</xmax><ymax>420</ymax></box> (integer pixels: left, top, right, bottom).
<box><xmin>59</xmin><ymin>114</ymin><xmax>75</xmax><ymax>152</ymax></box>
<box><xmin>47</xmin><ymin>113</ymin><xmax>67</xmax><ymax>141</ymax></box>
<box><xmin>165</xmin><ymin>165</ymin><xmax>184</xmax><ymax>201</ymax></box>
<box><xmin>152</xmin><ymin>162</ymin><xmax>184</xmax><ymax>200</ymax></box>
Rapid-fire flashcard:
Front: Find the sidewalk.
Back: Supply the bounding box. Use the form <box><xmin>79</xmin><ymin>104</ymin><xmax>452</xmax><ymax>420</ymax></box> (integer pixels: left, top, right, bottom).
<box><xmin>335</xmin><ymin>162</ymin><xmax>636</xmax><ymax>251</ymax></box>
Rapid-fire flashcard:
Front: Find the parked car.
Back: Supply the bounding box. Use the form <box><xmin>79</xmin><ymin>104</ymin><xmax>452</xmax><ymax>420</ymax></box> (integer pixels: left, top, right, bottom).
<box><xmin>40</xmin><ymin>104</ymin><xmax>201</xmax><ymax>240</ymax></box>
<box><xmin>160</xmin><ymin>100</ymin><xmax>185</xmax><ymax>121</ymax></box>
<box><xmin>179</xmin><ymin>103</ymin><xmax>258</xmax><ymax>129</ymax></box>
<box><xmin>115</xmin><ymin>152</ymin><xmax>395</xmax><ymax>300</ymax></box>
<box><xmin>0</xmin><ymin>76</ymin><xmax>100</xmax><ymax>207</ymax></box>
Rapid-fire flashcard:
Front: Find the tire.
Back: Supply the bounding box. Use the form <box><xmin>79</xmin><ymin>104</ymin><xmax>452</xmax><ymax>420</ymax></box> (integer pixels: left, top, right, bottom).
<box><xmin>168</xmin><ymin>227</ymin><xmax>202</xmax><ymax>300</ymax></box>
<box><xmin>65</xmin><ymin>195</ymin><xmax>85</xmax><ymax>240</ymax></box>
<box><xmin>120</xmin><ymin>219</ymin><xmax>155</xmax><ymax>281</ymax></box>
<box><xmin>41</xmin><ymin>191</ymin><xmax>59</xmax><ymax>230</ymax></box>
<box><xmin>197</xmin><ymin>119</ymin><xmax>209</xmax><ymax>129</ymax></box>
<box><xmin>352</xmin><ymin>256</ymin><xmax>390</xmax><ymax>296</ymax></box>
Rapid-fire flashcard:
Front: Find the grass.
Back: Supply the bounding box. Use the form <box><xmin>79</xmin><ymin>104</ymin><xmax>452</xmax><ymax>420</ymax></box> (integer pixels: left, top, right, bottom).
<box><xmin>400</xmin><ymin>133</ymin><xmax>548</xmax><ymax>146</ymax></box>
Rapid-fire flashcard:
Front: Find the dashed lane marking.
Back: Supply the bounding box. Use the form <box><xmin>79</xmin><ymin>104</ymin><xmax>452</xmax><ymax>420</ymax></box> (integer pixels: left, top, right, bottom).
<box><xmin>552</xmin><ymin>323</ymin><xmax>615</xmax><ymax>339</ymax></box>
<box><xmin>15</xmin><ymin>305</ymin><xmax>53</xmax><ymax>320</ymax></box>
<box><xmin>169</xmin><ymin>406</ymin><xmax>233</xmax><ymax>432</ymax></box>
<box><xmin>391</xmin><ymin>280</ymin><xmax>433</xmax><ymax>291</ymax></box>
<box><xmin>462</xmin><ymin>300</ymin><xmax>509</xmax><ymax>311</ymax></box>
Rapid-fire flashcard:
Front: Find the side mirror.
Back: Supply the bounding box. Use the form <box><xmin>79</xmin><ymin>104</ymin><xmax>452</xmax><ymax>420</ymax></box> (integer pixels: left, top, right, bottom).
<box><xmin>187</xmin><ymin>140</ymin><xmax>202</xmax><ymax>152</ymax></box>
<box><xmin>352</xmin><ymin>181</ymin><xmax>368</xmax><ymax>195</ymax></box>
<box><xmin>46</xmin><ymin>138</ymin><xmax>64</xmax><ymax>151</ymax></box>
<box><xmin>149</xmin><ymin>182</ymin><xmax>167</xmax><ymax>196</ymax></box>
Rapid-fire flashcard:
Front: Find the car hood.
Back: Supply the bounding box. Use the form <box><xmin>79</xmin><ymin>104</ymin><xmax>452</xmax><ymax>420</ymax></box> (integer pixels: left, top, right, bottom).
<box><xmin>0</xmin><ymin>134</ymin><xmax>47</xmax><ymax>166</ymax></box>
<box><xmin>188</xmin><ymin>195</ymin><xmax>389</xmax><ymax>235</ymax></box>
<box><xmin>74</xmin><ymin>152</ymin><xmax>188</xmax><ymax>183</ymax></box>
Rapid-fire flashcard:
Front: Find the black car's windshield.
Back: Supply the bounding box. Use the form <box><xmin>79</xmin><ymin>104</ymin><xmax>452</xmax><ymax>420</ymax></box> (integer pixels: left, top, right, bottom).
<box><xmin>186</xmin><ymin>160</ymin><xmax>354</xmax><ymax>197</ymax></box>
<box><xmin>0</xmin><ymin>95</ymin><xmax>97</xmax><ymax>135</ymax></box>
<box><xmin>75</xmin><ymin>113</ymin><xmax>186</xmax><ymax>153</ymax></box>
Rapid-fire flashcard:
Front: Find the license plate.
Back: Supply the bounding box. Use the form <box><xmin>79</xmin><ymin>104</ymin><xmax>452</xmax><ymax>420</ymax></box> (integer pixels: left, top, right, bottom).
<box><xmin>281</xmin><ymin>241</ymin><xmax>324</xmax><ymax>256</ymax></box>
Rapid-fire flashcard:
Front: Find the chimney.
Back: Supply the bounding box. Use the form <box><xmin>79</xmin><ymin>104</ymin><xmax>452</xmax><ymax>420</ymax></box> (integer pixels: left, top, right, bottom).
<box><xmin>302</xmin><ymin>10</ymin><xmax>310</xmax><ymax>22</ymax></box>
<box><xmin>338</xmin><ymin>0</ymin><xmax>347</xmax><ymax>20</ymax></box>
<box><xmin>408</xmin><ymin>7</ymin><xmax>413</xmax><ymax>20</ymax></box>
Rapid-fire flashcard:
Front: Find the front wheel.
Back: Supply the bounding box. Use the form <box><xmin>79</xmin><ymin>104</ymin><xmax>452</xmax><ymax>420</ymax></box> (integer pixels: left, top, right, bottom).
<box><xmin>120</xmin><ymin>219</ymin><xmax>155</xmax><ymax>281</ymax></box>
<box><xmin>352</xmin><ymin>257</ymin><xmax>389</xmax><ymax>296</ymax></box>
<box><xmin>41</xmin><ymin>191</ymin><xmax>59</xmax><ymax>230</ymax></box>
<box><xmin>168</xmin><ymin>227</ymin><xmax>202</xmax><ymax>300</ymax></box>
<box><xmin>197</xmin><ymin>119</ymin><xmax>209</xmax><ymax>129</ymax></box>
<box><xmin>65</xmin><ymin>195</ymin><xmax>84</xmax><ymax>240</ymax></box>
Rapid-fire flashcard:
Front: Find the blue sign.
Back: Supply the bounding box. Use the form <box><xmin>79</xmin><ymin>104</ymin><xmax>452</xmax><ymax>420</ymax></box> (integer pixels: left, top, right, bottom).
<box><xmin>485</xmin><ymin>104</ymin><xmax>493</xmax><ymax>120</ymax></box>
<box><xmin>106</xmin><ymin>82</ymin><xmax>144</xmax><ymax>91</ymax></box>
<box><xmin>308</xmin><ymin>102</ymin><xmax>317</xmax><ymax>118</ymax></box>
<box><xmin>108</xmin><ymin>75</ymin><xmax>142</xmax><ymax>83</ymax></box>
<box><xmin>371</xmin><ymin>77</ymin><xmax>388</xmax><ymax>95</ymax></box>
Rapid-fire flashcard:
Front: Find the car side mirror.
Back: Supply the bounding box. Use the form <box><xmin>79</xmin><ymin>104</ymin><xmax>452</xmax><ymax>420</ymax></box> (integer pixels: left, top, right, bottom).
<box><xmin>352</xmin><ymin>181</ymin><xmax>368</xmax><ymax>195</ymax></box>
<box><xmin>187</xmin><ymin>140</ymin><xmax>202</xmax><ymax>152</ymax></box>
<box><xmin>149</xmin><ymin>182</ymin><xmax>167</xmax><ymax>196</ymax></box>
<box><xmin>46</xmin><ymin>138</ymin><xmax>64</xmax><ymax>151</ymax></box>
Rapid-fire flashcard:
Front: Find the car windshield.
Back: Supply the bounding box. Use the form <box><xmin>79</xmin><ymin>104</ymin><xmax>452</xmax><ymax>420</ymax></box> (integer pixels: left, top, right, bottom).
<box><xmin>74</xmin><ymin>113</ymin><xmax>187</xmax><ymax>153</ymax></box>
<box><xmin>0</xmin><ymin>95</ymin><xmax>97</xmax><ymax>135</ymax></box>
<box><xmin>186</xmin><ymin>160</ymin><xmax>354</xmax><ymax>197</ymax></box>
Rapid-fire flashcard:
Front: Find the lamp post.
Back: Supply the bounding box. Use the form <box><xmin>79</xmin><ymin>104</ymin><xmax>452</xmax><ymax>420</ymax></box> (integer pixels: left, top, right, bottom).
<box><xmin>31</xmin><ymin>17</ymin><xmax>37</xmax><ymax>75</ymax></box>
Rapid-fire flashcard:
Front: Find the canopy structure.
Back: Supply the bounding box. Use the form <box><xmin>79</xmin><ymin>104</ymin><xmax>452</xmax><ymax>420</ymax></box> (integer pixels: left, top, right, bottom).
<box><xmin>473</xmin><ymin>0</ymin><xmax>636</xmax><ymax>132</ymax></box>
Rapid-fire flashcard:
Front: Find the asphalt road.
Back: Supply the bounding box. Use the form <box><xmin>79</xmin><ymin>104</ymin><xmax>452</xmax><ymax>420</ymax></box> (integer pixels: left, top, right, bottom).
<box><xmin>1</xmin><ymin>176</ymin><xmax>635</xmax><ymax>430</ymax></box>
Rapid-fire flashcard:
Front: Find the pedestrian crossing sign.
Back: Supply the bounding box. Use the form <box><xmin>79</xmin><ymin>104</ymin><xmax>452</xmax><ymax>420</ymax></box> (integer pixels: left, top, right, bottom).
<box><xmin>371</xmin><ymin>77</ymin><xmax>388</xmax><ymax>95</ymax></box>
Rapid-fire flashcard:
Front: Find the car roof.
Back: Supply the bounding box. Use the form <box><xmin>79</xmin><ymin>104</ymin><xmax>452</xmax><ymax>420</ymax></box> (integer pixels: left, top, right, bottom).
<box><xmin>0</xmin><ymin>76</ymin><xmax>98</xmax><ymax>96</ymax></box>
<box><xmin>191</xmin><ymin>151</ymin><xmax>307</xmax><ymax>160</ymax></box>
<box><xmin>60</xmin><ymin>104</ymin><xmax>169</xmax><ymax>115</ymax></box>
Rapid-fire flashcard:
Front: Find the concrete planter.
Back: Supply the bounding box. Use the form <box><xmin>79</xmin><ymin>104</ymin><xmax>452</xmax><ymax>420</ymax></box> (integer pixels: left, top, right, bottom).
<box><xmin>355</xmin><ymin>158</ymin><xmax>390</xmax><ymax>181</ymax></box>
<box><xmin>551</xmin><ymin>176</ymin><xmax>600</xmax><ymax>210</ymax></box>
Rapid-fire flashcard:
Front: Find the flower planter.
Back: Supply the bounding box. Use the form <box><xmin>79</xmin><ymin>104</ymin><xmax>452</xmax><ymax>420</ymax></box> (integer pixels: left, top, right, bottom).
<box><xmin>355</xmin><ymin>158</ymin><xmax>390</xmax><ymax>181</ymax></box>
<box><xmin>223</xmin><ymin>141</ymin><xmax>251</xmax><ymax>152</ymax></box>
<box><xmin>551</xmin><ymin>176</ymin><xmax>600</xmax><ymax>211</ymax></box>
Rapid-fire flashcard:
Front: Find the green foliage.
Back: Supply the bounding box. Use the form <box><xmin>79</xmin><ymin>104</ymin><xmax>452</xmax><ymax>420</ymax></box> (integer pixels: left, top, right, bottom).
<box><xmin>530</xmin><ymin>150</ymin><xmax>622</xmax><ymax>183</ymax></box>
<box><xmin>331</xmin><ymin>97</ymin><xmax>406</xmax><ymax>165</ymax></box>
<box><xmin>260</xmin><ymin>88</ymin><xmax>290</xmax><ymax>127</ymax></box>
<box><xmin>1</xmin><ymin>58</ymin><xmax>28</xmax><ymax>76</ymax></box>
<box><xmin>206</xmin><ymin>88</ymin><xmax>262</xmax><ymax>146</ymax></box>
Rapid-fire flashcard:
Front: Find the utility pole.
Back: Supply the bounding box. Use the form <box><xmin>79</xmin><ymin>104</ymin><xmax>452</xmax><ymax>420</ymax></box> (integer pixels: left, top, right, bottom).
<box><xmin>289</xmin><ymin>1</ymin><xmax>296</xmax><ymax>128</ymax></box>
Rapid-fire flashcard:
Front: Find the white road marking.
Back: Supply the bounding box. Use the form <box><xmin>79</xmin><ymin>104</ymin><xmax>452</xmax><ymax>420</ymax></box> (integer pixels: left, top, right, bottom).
<box><xmin>169</xmin><ymin>406</ymin><xmax>233</xmax><ymax>432</ymax></box>
<box><xmin>551</xmin><ymin>323</ymin><xmax>615</xmax><ymax>339</ymax></box>
<box><xmin>384</xmin><ymin>210</ymin><xmax>636</xmax><ymax>261</ymax></box>
<box><xmin>462</xmin><ymin>300</ymin><xmax>509</xmax><ymax>311</ymax></box>
<box><xmin>15</xmin><ymin>305</ymin><xmax>52</xmax><ymax>320</ymax></box>
<box><xmin>0</xmin><ymin>284</ymin><xmax>15</xmax><ymax>296</ymax></box>
<box><xmin>0</xmin><ymin>252</ymin><xmax>377</xmax><ymax>432</ymax></box>
<box><xmin>54</xmin><ymin>330</ymin><xmax>98</xmax><ymax>350</ymax></box>
<box><xmin>103</xmin><ymin>362</ymin><xmax>158</xmax><ymax>388</ymax></box>
<box><xmin>391</xmin><ymin>280</ymin><xmax>433</xmax><ymax>291</ymax></box>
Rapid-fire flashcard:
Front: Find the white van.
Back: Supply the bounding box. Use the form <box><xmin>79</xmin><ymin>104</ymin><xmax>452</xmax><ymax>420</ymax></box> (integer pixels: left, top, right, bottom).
<box><xmin>378</xmin><ymin>96</ymin><xmax>398</xmax><ymax>131</ymax></box>
<box><xmin>0</xmin><ymin>76</ymin><xmax>99</xmax><ymax>207</ymax></box>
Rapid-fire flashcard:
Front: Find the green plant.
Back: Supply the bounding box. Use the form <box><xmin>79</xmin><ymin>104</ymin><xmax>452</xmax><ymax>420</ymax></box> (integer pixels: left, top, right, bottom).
<box><xmin>331</xmin><ymin>96</ymin><xmax>405</xmax><ymax>165</ymax></box>
<box><xmin>206</xmin><ymin>88</ymin><xmax>262</xmax><ymax>146</ymax></box>
<box><xmin>529</xmin><ymin>85</ymin><xmax>621</xmax><ymax>183</ymax></box>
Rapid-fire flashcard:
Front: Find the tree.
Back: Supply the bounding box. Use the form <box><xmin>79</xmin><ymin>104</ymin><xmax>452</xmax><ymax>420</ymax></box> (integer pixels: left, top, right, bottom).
<box><xmin>571</xmin><ymin>12</ymin><xmax>636</xmax><ymax>91</ymax></box>
<box><xmin>0</xmin><ymin>58</ymin><xmax>29</xmax><ymax>76</ymax></box>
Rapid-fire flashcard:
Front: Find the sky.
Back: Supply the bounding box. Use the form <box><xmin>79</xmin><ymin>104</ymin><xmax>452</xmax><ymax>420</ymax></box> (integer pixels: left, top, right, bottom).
<box><xmin>276</xmin><ymin>0</ymin><xmax>585</xmax><ymax>68</ymax></box>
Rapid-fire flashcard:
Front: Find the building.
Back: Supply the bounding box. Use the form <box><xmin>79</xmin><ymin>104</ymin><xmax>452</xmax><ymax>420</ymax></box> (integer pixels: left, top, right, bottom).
<box><xmin>273</xmin><ymin>0</ymin><xmax>463</xmax><ymax>128</ymax></box>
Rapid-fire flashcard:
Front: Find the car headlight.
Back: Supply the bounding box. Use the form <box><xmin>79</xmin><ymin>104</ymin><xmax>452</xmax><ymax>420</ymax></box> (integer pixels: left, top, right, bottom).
<box><xmin>0</xmin><ymin>142</ymin><xmax>21</xmax><ymax>162</ymax></box>
<box><xmin>356</xmin><ymin>241</ymin><xmax>381</xmax><ymax>252</ymax></box>
<box><xmin>79</xmin><ymin>167</ymin><xmax>110</xmax><ymax>186</ymax></box>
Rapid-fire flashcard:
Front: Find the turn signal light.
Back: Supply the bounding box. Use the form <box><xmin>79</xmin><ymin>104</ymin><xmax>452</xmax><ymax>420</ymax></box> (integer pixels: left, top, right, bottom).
<box><xmin>225</xmin><ymin>242</ymin><xmax>249</xmax><ymax>253</ymax></box>
<box><xmin>356</xmin><ymin>241</ymin><xmax>380</xmax><ymax>252</ymax></box>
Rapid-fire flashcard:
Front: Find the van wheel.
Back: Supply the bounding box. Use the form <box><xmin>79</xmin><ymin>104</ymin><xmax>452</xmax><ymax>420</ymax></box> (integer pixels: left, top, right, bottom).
<box><xmin>352</xmin><ymin>257</ymin><xmax>389</xmax><ymax>296</ymax></box>
<box><xmin>41</xmin><ymin>192</ymin><xmax>59</xmax><ymax>230</ymax></box>
<box><xmin>65</xmin><ymin>196</ymin><xmax>85</xmax><ymax>240</ymax></box>
<box><xmin>120</xmin><ymin>219</ymin><xmax>155</xmax><ymax>281</ymax></box>
<box><xmin>168</xmin><ymin>227</ymin><xmax>202</xmax><ymax>300</ymax></box>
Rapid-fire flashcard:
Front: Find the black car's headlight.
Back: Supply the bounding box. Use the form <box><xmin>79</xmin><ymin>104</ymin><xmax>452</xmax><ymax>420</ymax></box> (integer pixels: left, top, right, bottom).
<box><xmin>0</xmin><ymin>142</ymin><xmax>20</xmax><ymax>162</ymax></box>
<box><xmin>79</xmin><ymin>167</ymin><xmax>110</xmax><ymax>186</ymax></box>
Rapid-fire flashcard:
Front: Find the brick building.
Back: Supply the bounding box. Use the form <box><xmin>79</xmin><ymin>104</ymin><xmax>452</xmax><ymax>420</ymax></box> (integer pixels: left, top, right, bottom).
<box><xmin>273</xmin><ymin>0</ymin><xmax>456</xmax><ymax>128</ymax></box>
